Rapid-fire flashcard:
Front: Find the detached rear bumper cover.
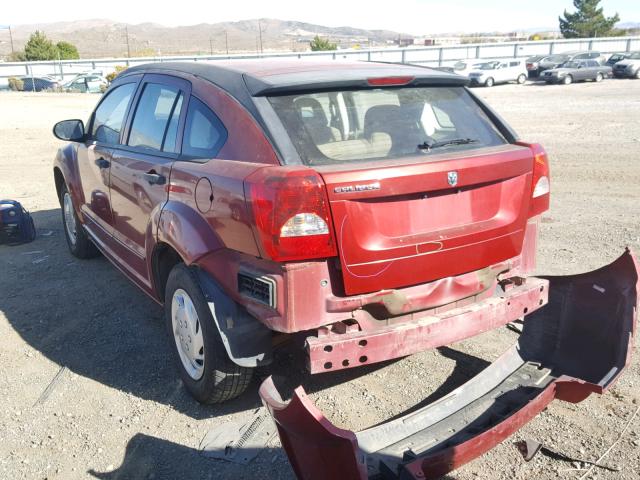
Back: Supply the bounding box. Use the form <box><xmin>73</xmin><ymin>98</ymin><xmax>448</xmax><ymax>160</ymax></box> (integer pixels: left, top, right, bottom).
<box><xmin>260</xmin><ymin>249</ymin><xmax>638</xmax><ymax>480</ymax></box>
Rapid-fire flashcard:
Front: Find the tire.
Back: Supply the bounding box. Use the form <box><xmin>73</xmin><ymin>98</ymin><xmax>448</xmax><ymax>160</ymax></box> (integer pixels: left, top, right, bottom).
<box><xmin>60</xmin><ymin>184</ymin><xmax>99</xmax><ymax>259</ymax></box>
<box><xmin>635</xmin><ymin>69</ymin><xmax>640</xmax><ymax>79</ymax></box>
<box><xmin>165</xmin><ymin>264</ymin><xmax>253</xmax><ymax>404</ymax></box>
<box><xmin>563</xmin><ymin>75</ymin><xmax>573</xmax><ymax>85</ymax></box>
<box><xmin>517</xmin><ymin>74</ymin><xmax>526</xmax><ymax>84</ymax></box>
<box><xmin>484</xmin><ymin>77</ymin><xmax>494</xmax><ymax>87</ymax></box>
<box><xmin>595</xmin><ymin>73</ymin><xmax>603</xmax><ymax>82</ymax></box>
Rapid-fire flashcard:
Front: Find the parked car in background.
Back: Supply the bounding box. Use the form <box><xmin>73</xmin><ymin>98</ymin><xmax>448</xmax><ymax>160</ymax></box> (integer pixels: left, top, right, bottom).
<box><xmin>535</xmin><ymin>51</ymin><xmax>602</xmax><ymax>77</ymax></box>
<box><xmin>451</xmin><ymin>60</ymin><xmax>485</xmax><ymax>77</ymax></box>
<box><xmin>63</xmin><ymin>74</ymin><xmax>109</xmax><ymax>93</ymax></box>
<box><xmin>606</xmin><ymin>52</ymin><xmax>632</xmax><ymax>66</ymax></box>
<box><xmin>542</xmin><ymin>60</ymin><xmax>612</xmax><ymax>84</ymax></box>
<box><xmin>525</xmin><ymin>55</ymin><xmax>547</xmax><ymax>77</ymax></box>
<box><xmin>612</xmin><ymin>51</ymin><xmax>640</xmax><ymax>79</ymax></box>
<box><xmin>20</xmin><ymin>76</ymin><xmax>60</xmax><ymax>92</ymax></box>
<box><xmin>535</xmin><ymin>54</ymin><xmax>571</xmax><ymax>75</ymax></box>
<box><xmin>468</xmin><ymin>59</ymin><xmax>527</xmax><ymax>87</ymax></box>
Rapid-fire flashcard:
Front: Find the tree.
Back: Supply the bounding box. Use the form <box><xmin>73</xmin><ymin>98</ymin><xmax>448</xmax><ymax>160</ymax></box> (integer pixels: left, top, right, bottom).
<box><xmin>56</xmin><ymin>41</ymin><xmax>79</xmax><ymax>60</ymax></box>
<box><xmin>559</xmin><ymin>0</ymin><xmax>620</xmax><ymax>38</ymax></box>
<box><xmin>24</xmin><ymin>30</ymin><xmax>58</xmax><ymax>60</ymax></box>
<box><xmin>310</xmin><ymin>35</ymin><xmax>337</xmax><ymax>51</ymax></box>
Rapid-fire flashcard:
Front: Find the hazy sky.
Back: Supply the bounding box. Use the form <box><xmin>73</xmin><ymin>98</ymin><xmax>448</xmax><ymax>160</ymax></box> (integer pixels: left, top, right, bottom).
<box><xmin>3</xmin><ymin>0</ymin><xmax>639</xmax><ymax>34</ymax></box>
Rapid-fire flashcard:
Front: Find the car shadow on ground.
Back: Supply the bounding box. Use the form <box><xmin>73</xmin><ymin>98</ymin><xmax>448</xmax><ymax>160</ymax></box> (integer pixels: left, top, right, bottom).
<box><xmin>87</xmin><ymin>432</ymin><xmax>463</xmax><ymax>480</ymax></box>
<box><xmin>1</xmin><ymin>207</ymin><xmax>493</xmax><ymax>478</ymax></box>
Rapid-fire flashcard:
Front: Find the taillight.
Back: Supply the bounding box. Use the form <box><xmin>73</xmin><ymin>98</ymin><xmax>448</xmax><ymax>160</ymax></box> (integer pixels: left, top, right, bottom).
<box><xmin>517</xmin><ymin>142</ymin><xmax>550</xmax><ymax>217</ymax></box>
<box><xmin>367</xmin><ymin>76</ymin><xmax>414</xmax><ymax>86</ymax></box>
<box><xmin>245</xmin><ymin>167</ymin><xmax>337</xmax><ymax>262</ymax></box>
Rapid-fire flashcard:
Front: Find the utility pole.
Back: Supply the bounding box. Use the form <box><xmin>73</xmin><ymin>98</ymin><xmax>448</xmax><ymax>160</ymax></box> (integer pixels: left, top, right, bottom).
<box><xmin>125</xmin><ymin>25</ymin><xmax>131</xmax><ymax>58</ymax></box>
<box><xmin>209</xmin><ymin>37</ymin><xmax>213</xmax><ymax>55</ymax></box>
<box><xmin>225</xmin><ymin>30</ymin><xmax>229</xmax><ymax>55</ymax></box>
<box><xmin>258</xmin><ymin>19</ymin><xmax>264</xmax><ymax>54</ymax></box>
<box><xmin>8</xmin><ymin>25</ymin><xmax>14</xmax><ymax>54</ymax></box>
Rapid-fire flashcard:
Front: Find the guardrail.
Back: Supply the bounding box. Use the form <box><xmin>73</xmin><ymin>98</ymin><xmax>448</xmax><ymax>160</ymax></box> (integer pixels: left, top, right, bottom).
<box><xmin>1</xmin><ymin>35</ymin><xmax>638</xmax><ymax>88</ymax></box>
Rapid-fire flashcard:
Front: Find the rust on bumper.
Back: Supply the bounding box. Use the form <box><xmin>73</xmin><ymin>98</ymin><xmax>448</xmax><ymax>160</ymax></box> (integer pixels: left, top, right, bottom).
<box><xmin>307</xmin><ymin>277</ymin><xmax>548</xmax><ymax>374</ymax></box>
<box><xmin>261</xmin><ymin>249</ymin><xmax>639</xmax><ymax>480</ymax></box>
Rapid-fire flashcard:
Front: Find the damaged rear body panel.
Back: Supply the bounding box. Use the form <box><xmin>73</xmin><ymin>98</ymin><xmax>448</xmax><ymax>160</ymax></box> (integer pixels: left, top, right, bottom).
<box><xmin>260</xmin><ymin>249</ymin><xmax>639</xmax><ymax>479</ymax></box>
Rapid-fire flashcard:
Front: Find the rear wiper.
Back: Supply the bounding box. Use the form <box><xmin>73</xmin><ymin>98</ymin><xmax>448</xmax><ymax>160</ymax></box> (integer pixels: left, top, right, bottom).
<box><xmin>418</xmin><ymin>138</ymin><xmax>479</xmax><ymax>151</ymax></box>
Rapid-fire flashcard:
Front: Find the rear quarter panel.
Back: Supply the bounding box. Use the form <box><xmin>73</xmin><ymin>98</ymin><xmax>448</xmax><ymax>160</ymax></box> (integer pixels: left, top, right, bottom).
<box><xmin>156</xmin><ymin>76</ymin><xmax>280</xmax><ymax>266</ymax></box>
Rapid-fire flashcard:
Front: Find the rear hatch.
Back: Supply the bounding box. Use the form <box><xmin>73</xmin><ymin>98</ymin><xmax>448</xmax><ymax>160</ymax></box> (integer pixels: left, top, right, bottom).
<box><xmin>259</xmin><ymin>72</ymin><xmax>537</xmax><ymax>295</ymax></box>
<box><xmin>318</xmin><ymin>145</ymin><xmax>533</xmax><ymax>294</ymax></box>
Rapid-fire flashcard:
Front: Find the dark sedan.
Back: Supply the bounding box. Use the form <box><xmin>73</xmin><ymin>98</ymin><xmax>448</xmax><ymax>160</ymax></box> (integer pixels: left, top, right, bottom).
<box><xmin>20</xmin><ymin>76</ymin><xmax>60</xmax><ymax>92</ymax></box>
<box><xmin>542</xmin><ymin>60</ymin><xmax>612</xmax><ymax>85</ymax></box>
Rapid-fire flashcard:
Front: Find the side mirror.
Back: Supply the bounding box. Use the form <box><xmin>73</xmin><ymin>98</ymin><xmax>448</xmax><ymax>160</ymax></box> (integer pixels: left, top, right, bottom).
<box><xmin>53</xmin><ymin>119</ymin><xmax>85</xmax><ymax>142</ymax></box>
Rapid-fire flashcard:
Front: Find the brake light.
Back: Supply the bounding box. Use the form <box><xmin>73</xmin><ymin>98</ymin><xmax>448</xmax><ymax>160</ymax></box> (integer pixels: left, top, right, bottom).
<box><xmin>245</xmin><ymin>168</ymin><xmax>337</xmax><ymax>262</ymax></box>
<box><xmin>367</xmin><ymin>76</ymin><xmax>414</xmax><ymax>86</ymax></box>
<box><xmin>517</xmin><ymin>142</ymin><xmax>550</xmax><ymax>217</ymax></box>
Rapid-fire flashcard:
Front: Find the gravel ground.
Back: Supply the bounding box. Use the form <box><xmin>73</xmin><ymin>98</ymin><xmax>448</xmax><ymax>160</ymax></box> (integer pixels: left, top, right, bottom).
<box><xmin>0</xmin><ymin>78</ymin><xmax>639</xmax><ymax>480</ymax></box>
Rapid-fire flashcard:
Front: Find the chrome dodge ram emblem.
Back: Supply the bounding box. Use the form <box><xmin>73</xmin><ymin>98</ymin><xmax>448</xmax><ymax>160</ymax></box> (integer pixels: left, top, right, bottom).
<box><xmin>447</xmin><ymin>171</ymin><xmax>458</xmax><ymax>187</ymax></box>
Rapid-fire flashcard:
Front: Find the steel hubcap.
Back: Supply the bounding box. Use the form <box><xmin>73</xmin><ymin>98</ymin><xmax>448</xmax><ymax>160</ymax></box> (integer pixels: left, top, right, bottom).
<box><xmin>171</xmin><ymin>289</ymin><xmax>205</xmax><ymax>380</ymax></box>
<box><xmin>63</xmin><ymin>192</ymin><xmax>77</xmax><ymax>245</ymax></box>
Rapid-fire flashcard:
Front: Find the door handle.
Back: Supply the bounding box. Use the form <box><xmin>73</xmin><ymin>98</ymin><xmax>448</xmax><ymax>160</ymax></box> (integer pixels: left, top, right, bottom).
<box><xmin>95</xmin><ymin>157</ymin><xmax>110</xmax><ymax>169</ymax></box>
<box><xmin>142</xmin><ymin>171</ymin><xmax>166</xmax><ymax>185</ymax></box>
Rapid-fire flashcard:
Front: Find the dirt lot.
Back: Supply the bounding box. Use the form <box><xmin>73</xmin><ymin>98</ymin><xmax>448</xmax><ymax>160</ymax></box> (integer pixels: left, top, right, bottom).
<box><xmin>1</xmin><ymin>79</ymin><xmax>639</xmax><ymax>480</ymax></box>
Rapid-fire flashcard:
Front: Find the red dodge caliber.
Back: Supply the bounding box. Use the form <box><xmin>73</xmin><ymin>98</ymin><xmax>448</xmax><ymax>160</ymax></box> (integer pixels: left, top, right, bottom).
<box><xmin>53</xmin><ymin>60</ymin><xmax>637</xmax><ymax>479</ymax></box>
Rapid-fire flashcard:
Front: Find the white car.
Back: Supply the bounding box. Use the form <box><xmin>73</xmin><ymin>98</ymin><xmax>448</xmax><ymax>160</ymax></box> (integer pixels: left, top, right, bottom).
<box><xmin>468</xmin><ymin>60</ymin><xmax>528</xmax><ymax>87</ymax></box>
<box><xmin>450</xmin><ymin>60</ymin><xmax>485</xmax><ymax>77</ymax></box>
<box><xmin>63</xmin><ymin>74</ymin><xmax>109</xmax><ymax>93</ymax></box>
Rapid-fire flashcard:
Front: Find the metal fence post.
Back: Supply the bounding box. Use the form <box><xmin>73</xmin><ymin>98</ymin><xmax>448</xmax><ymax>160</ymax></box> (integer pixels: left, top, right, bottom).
<box><xmin>475</xmin><ymin>45</ymin><xmax>480</xmax><ymax>59</ymax></box>
<box><xmin>401</xmin><ymin>49</ymin><xmax>406</xmax><ymax>64</ymax></box>
<box><xmin>549</xmin><ymin>41</ymin><xmax>554</xmax><ymax>55</ymax></box>
<box><xmin>438</xmin><ymin>47</ymin><xmax>443</xmax><ymax>66</ymax></box>
<box><xmin>513</xmin><ymin>43</ymin><xmax>518</xmax><ymax>58</ymax></box>
<box><xmin>367</xmin><ymin>50</ymin><xmax>371</xmax><ymax>62</ymax></box>
<box><xmin>627</xmin><ymin>38</ymin><xmax>632</xmax><ymax>52</ymax></box>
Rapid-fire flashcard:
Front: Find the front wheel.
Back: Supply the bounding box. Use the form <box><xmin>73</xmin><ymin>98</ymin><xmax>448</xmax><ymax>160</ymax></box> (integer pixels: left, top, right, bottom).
<box><xmin>60</xmin><ymin>184</ymin><xmax>99</xmax><ymax>259</ymax></box>
<box><xmin>563</xmin><ymin>75</ymin><xmax>573</xmax><ymax>85</ymax></box>
<box><xmin>165</xmin><ymin>264</ymin><xmax>253</xmax><ymax>404</ymax></box>
<box><xmin>484</xmin><ymin>77</ymin><xmax>494</xmax><ymax>87</ymax></box>
<box><xmin>517</xmin><ymin>74</ymin><xmax>526</xmax><ymax>84</ymax></box>
<box><xmin>634</xmin><ymin>69</ymin><xmax>640</xmax><ymax>79</ymax></box>
<box><xmin>595</xmin><ymin>73</ymin><xmax>603</xmax><ymax>82</ymax></box>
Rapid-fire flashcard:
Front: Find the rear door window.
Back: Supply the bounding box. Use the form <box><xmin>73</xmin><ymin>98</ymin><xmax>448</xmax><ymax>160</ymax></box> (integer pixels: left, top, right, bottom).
<box><xmin>92</xmin><ymin>83</ymin><xmax>136</xmax><ymax>144</ymax></box>
<box><xmin>181</xmin><ymin>97</ymin><xmax>227</xmax><ymax>160</ymax></box>
<box><xmin>268</xmin><ymin>86</ymin><xmax>506</xmax><ymax>165</ymax></box>
<box><xmin>127</xmin><ymin>82</ymin><xmax>182</xmax><ymax>152</ymax></box>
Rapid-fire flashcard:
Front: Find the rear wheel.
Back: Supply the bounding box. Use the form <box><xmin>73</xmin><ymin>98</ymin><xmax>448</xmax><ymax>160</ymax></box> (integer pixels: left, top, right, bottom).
<box><xmin>635</xmin><ymin>69</ymin><xmax>640</xmax><ymax>79</ymax></box>
<box><xmin>484</xmin><ymin>77</ymin><xmax>495</xmax><ymax>87</ymax></box>
<box><xmin>60</xmin><ymin>184</ymin><xmax>99</xmax><ymax>259</ymax></box>
<box><xmin>165</xmin><ymin>264</ymin><xmax>253</xmax><ymax>404</ymax></box>
<box><xmin>517</xmin><ymin>74</ymin><xmax>526</xmax><ymax>84</ymax></box>
<box><xmin>595</xmin><ymin>73</ymin><xmax>603</xmax><ymax>82</ymax></box>
<box><xmin>563</xmin><ymin>75</ymin><xmax>573</xmax><ymax>85</ymax></box>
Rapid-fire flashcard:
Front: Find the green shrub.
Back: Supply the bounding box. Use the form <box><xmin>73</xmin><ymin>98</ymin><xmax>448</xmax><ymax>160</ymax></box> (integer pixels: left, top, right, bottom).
<box><xmin>8</xmin><ymin>77</ymin><xmax>24</xmax><ymax>91</ymax></box>
<box><xmin>106</xmin><ymin>65</ymin><xmax>127</xmax><ymax>83</ymax></box>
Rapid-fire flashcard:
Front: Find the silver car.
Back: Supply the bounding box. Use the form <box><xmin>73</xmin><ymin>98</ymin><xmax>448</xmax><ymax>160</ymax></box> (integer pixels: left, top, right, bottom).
<box><xmin>542</xmin><ymin>60</ymin><xmax>612</xmax><ymax>85</ymax></box>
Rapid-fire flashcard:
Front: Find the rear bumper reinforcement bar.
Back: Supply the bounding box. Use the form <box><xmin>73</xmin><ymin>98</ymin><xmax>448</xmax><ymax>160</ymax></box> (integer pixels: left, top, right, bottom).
<box><xmin>307</xmin><ymin>277</ymin><xmax>548</xmax><ymax>374</ymax></box>
<box><xmin>260</xmin><ymin>249</ymin><xmax>638</xmax><ymax>480</ymax></box>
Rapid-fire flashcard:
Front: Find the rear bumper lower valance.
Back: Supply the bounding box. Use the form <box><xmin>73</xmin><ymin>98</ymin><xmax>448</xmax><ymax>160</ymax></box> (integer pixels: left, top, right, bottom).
<box><xmin>260</xmin><ymin>249</ymin><xmax>639</xmax><ymax>479</ymax></box>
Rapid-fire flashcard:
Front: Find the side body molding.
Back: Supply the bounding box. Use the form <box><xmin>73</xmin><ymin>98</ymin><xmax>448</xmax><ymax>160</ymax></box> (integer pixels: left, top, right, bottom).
<box><xmin>260</xmin><ymin>249</ymin><xmax>639</xmax><ymax>480</ymax></box>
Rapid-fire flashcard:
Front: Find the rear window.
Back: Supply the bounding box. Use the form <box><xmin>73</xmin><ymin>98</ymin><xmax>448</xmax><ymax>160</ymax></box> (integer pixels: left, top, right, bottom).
<box><xmin>268</xmin><ymin>86</ymin><xmax>506</xmax><ymax>165</ymax></box>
